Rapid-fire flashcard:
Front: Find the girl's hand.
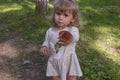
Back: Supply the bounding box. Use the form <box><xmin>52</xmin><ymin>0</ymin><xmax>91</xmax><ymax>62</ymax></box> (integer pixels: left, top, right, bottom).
<box><xmin>57</xmin><ymin>41</ymin><xmax>66</xmax><ymax>46</ymax></box>
<box><xmin>39</xmin><ymin>46</ymin><xmax>50</xmax><ymax>55</ymax></box>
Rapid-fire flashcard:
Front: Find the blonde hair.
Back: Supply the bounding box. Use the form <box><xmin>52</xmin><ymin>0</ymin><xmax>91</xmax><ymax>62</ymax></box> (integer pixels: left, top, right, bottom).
<box><xmin>52</xmin><ymin>0</ymin><xmax>80</xmax><ymax>27</ymax></box>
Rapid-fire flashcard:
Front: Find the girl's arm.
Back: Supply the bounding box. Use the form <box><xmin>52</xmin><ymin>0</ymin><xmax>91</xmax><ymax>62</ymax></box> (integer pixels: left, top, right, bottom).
<box><xmin>39</xmin><ymin>29</ymin><xmax>50</xmax><ymax>54</ymax></box>
<box><xmin>42</xmin><ymin>30</ymin><xmax>50</xmax><ymax>47</ymax></box>
<box><xmin>70</xmin><ymin>27</ymin><xmax>79</xmax><ymax>43</ymax></box>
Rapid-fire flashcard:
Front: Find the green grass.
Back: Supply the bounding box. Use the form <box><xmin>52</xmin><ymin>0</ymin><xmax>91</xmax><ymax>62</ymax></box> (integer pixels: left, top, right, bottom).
<box><xmin>0</xmin><ymin>0</ymin><xmax>120</xmax><ymax>80</ymax></box>
<box><xmin>0</xmin><ymin>0</ymin><xmax>50</xmax><ymax>43</ymax></box>
<box><xmin>78</xmin><ymin>0</ymin><xmax>120</xmax><ymax>80</ymax></box>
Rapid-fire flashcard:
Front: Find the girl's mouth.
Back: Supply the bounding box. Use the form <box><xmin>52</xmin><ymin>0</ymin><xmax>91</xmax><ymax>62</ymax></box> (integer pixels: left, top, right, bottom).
<box><xmin>57</xmin><ymin>21</ymin><xmax>63</xmax><ymax>25</ymax></box>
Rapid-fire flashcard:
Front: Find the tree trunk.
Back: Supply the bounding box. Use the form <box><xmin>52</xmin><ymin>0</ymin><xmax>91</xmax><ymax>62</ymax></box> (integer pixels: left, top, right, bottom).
<box><xmin>35</xmin><ymin>0</ymin><xmax>49</xmax><ymax>15</ymax></box>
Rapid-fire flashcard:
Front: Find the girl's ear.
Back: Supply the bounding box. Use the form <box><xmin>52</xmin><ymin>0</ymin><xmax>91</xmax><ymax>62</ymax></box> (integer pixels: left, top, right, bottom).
<box><xmin>71</xmin><ymin>18</ymin><xmax>75</xmax><ymax>23</ymax></box>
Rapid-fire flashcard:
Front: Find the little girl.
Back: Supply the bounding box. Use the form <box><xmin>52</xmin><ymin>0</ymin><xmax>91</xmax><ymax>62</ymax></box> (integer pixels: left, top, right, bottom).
<box><xmin>39</xmin><ymin>0</ymin><xmax>83</xmax><ymax>80</ymax></box>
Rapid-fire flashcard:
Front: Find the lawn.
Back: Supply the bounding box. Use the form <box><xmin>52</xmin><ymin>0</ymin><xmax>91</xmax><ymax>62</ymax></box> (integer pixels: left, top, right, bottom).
<box><xmin>0</xmin><ymin>0</ymin><xmax>120</xmax><ymax>80</ymax></box>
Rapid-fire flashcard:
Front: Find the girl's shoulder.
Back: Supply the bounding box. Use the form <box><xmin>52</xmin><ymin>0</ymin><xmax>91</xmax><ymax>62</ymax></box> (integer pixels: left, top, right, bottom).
<box><xmin>46</xmin><ymin>27</ymin><xmax>53</xmax><ymax>32</ymax></box>
<box><xmin>47</xmin><ymin>27</ymin><xmax>60</xmax><ymax>33</ymax></box>
<box><xmin>69</xmin><ymin>26</ymin><xmax>79</xmax><ymax>31</ymax></box>
<box><xmin>71</xmin><ymin>26</ymin><xmax>78</xmax><ymax>29</ymax></box>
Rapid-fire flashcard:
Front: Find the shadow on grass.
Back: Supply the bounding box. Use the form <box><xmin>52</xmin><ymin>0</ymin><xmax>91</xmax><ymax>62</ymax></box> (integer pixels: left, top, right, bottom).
<box><xmin>0</xmin><ymin>37</ymin><xmax>51</xmax><ymax>80</ymax></box>
<box><xmin>0</xmin><ymin>51</ymin><xmax>51</xmax><ymax>80</ymax></box>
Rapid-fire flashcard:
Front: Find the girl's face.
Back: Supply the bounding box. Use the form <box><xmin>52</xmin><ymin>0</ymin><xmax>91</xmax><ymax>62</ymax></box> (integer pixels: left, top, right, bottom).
<box><xmin>54</xmin><ymin>10</ymin><xmax>74</xmax><ymax>28</ymax></box>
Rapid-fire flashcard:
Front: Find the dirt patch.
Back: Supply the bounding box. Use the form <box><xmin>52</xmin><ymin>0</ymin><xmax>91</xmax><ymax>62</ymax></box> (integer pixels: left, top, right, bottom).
<box><xmin>0</xmin><ymin>37</ymin><xmax>51</xmax><ymax>80</ymax></box>
<box><xmin>0</xmin><ymin>39</ymin><xmax>18</xmax><ymax>58</ymax></box>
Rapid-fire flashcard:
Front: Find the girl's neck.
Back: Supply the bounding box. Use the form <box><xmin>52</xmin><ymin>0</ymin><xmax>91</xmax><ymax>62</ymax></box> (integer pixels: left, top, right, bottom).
<box><xmin>52</xmin><ymin>26</ymin><xmax>69</xmax><ymax>32</ymax></box>
<box><xmin>58</xmin><ymin>26</ymin><xmax>68</xmax><ymax>30</ymax></box>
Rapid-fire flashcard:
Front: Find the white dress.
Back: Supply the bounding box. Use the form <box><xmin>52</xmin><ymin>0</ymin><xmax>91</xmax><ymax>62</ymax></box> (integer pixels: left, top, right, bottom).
<box><xmin>42</xmin><ymin>26</ymin><xmax>82</xmax><ymax>80</ymax></box>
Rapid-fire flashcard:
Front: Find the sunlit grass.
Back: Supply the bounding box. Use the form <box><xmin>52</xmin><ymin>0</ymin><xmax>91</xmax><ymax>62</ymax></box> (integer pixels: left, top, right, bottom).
<box><xmin>91</xmin><ymin>26</ymin><xmax>120</xmax><ymax>64</ymax></box>
<box><xmin>49</xmin><ymin>3</ymin><xmax>53</xmax><ymax>8</ymax></box>
<box><xmin>0</xmin><ymin>2</ymin><xmax>35</xmax><ymax>13</ymax></box>
<box><xmin>0</xmin><ymin>6</ymin><xmax>22</xmax><ymax>13</ymax></box>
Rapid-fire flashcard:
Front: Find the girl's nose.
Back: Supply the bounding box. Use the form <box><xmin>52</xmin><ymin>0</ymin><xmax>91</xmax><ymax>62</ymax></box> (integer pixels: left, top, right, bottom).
<box><xmin>59</xmin><ymin>15</ymin><xmax>63</xmax><ymax>19</ymax></box>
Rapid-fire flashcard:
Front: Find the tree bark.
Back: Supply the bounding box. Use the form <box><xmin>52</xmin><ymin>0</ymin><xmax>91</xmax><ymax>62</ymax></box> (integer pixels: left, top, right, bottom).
<box><xmin>35</xmin><ymin>0</ymin><xmax>49</xmax><ymax>15</ymax></box>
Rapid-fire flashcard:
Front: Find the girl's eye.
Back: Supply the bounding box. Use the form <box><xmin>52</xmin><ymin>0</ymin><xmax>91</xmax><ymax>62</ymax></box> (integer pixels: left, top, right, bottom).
<box><xmin>64</xmin><ymin>14</ymin><xmax>69</xmax><ymax>17</ymax></box>
<box><xmin>56</xmin><ymin>12</ymin><xmax>61</xmax><ymax>15</ymax></box>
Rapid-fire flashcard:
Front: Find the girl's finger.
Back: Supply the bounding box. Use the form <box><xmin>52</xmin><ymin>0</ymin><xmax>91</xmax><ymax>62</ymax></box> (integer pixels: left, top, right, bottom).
<box><xmin>58</xmin><ymin>42</ymin><xmax>64</xmax><ymax>45</ymax></box>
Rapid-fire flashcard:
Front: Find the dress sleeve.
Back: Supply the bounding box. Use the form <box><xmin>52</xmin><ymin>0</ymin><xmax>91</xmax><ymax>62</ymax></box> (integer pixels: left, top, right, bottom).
<box><xmin>70</xmin><ymin>27</ymin><xmax>80</xmax><ymax>42</ymax></box>
<box><xmin>42</xmin><ymin>29</ymin><xmax>50</xmax><ymax>47</ymax></box>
